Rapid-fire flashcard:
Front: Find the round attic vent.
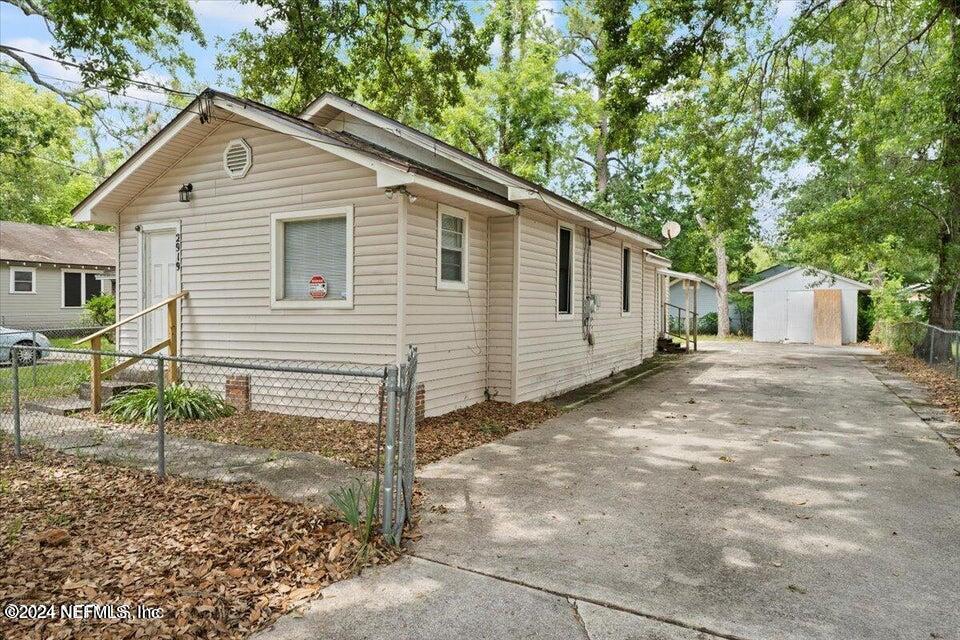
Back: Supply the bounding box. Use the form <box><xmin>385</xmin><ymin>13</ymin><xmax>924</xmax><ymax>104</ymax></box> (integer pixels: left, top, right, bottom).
<box><xmin>223</xmin><ymin>138</ymin><xmax>252</xmax><ymax>179</ymax></box>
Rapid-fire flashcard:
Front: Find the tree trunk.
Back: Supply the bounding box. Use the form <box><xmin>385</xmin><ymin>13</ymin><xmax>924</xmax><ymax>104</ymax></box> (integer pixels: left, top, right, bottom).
<box><xmin>713</xmin><ymin>234</ymin><xmax>731</xmax><ymax>338</ymax></box>
<box><xmin>929</xmin><ymin>0</ymin><xmax>960</xmax><ymax>330</ymax></box>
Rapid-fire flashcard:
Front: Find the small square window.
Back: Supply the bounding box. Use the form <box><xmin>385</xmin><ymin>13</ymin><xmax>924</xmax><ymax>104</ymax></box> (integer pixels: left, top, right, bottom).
<box><xmin>437</xmin><ymin>206</ymin><xmax>468</xmax><ymax>290</ymax></box>
<box><xmin>10</xmin><ymin>269</ymin><xmax>35</xmax><ymax>293</ymax></box>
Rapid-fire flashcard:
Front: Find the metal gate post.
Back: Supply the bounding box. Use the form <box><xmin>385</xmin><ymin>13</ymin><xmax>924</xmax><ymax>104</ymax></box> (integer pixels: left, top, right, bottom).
<box><xmin>381</xmin><ymin>364</ymin><xmax>398</xmax><ymax>542</ymax></box>
<box><xmin>929</xmin><ymin>328</ymin><xmax>935</xmax><ymax>365</ymax></box>
<box><xmin>156</xmin><ymin>358</ymin><xmax>166</xmax><ymax>478</ymax></box>
<box><xmin>31</xmin><ymin>330</ymin><xmax>37</xmax><ymax>386</ymax></box>
<box><xmin>11</xmin><ymin>351</ymin><xmax>21</xmax><ymax>457</ymax></box>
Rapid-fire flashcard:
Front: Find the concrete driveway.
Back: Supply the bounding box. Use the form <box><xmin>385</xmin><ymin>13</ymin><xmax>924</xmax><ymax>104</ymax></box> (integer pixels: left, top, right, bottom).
<box><xmin>257</xmin><ymin>342</ymin><xmax>960</xmax><ymax>640</ymax></box>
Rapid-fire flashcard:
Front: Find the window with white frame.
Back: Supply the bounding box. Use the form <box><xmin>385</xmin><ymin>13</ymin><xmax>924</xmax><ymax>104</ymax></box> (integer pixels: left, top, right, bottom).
<box><xmin>9</xmin><ymin>267</ymin><xmax>36</xmax><ymax>294</ymax></box>
<box><xmin>271</xmin><ymin>206</ymin><xmax>353</xmax><ymax>309</ymax></box>
<box><xmin>558</xmin><ymin>226</ymin><xmax>573</xmax><ymax>314</ymax></box>
<box><xmin>437</xmin><ymin>206</ymin><xmax>468</xmax><ymax>290</ymax></box>
<box><xmin>62</xmin><ymin>270</ymin><xmax>103</xmax><ymax>308</ymax></box>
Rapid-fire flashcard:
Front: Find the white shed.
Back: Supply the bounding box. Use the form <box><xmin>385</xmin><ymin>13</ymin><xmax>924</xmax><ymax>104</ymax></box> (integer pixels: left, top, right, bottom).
<box><xmin>740</xmin><ymin>267</ymin><xmax>870</xmax><ymax>345</ymax></box>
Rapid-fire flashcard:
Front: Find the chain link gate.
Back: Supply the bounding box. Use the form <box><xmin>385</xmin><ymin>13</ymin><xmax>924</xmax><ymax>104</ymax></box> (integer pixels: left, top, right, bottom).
<box><xmin>380</xmin><ymin>345</ymin><xmax>418</xmax><ymax>543</ymax></box>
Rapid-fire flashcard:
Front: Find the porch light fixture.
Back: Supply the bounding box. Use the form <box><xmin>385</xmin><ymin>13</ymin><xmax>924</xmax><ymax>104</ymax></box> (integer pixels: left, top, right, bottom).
<box><xmin>178</xmin><ymin>183</ymin><xmax>193</xmax><ymax>203</ymax></box>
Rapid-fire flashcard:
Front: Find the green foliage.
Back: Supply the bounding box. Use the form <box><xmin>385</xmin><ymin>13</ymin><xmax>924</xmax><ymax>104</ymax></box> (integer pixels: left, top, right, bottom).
<box><xmin>698</xmin><ymin>313</ymin><xmax>718</xmax><ymax>335</ymax></box>
<box><xmin>217</xmin><ymin>0</ymin><xmax>489</xmax><ymax>120</ymax></box>
<box><xmin>4</xmin><ymin>0</ymin><xmax>204</xmax><ymax>93</ymax></box>
<box><xmin>0</xmin><ymin>74</ymin><xmax>97</xmax><ymax>225</ymax></box>
<box><xmin>82</xmin><ymin>294</ymin><xmax>116</xmax><ymax>328</ymax></box>
<box><xmin>105</xmin><ymin>385</ymin><xmax>234</xmax><ymax>423</ymax></box>
<box><xmin>329</xmin><ymin>477</ymin><xmax>381</xmax><ymax>546</ymax></box>
<box><xmin>729</xmin><ymin>292</ymin><xmax>753</xmax><ymax>335</ymax></box>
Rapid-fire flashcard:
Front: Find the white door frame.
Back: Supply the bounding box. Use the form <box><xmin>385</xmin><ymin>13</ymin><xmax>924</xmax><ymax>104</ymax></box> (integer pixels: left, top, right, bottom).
<box><xmin>137</xmin><ymin>220</ymin><xmax>181</xmax><ymax>352</ymax></box>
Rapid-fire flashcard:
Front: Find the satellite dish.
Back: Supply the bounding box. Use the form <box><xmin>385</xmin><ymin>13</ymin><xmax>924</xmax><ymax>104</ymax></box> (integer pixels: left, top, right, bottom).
<box><xmin>661</xmin><ymin>220</ymin><xmax>681</xmax><ymax>240</ymax></box>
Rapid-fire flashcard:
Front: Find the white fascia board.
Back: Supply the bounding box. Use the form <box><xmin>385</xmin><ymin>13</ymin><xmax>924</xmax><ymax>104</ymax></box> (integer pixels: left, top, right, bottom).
<box><xmin>509</xmin><ymin>187</ymin><xmax>661</xmax><ymax>249</ymax></box>
<box><xmin>411</xmin><ymin>174</ymin><xmax>516</xmax><ymax>215</ymax></box>
<box><xmin>739</xmin><ymin>266</ymin><xmax>871</xmax><ymax>292</ymax></box>
<box><xmin>73</xmin><ymin>107</ymin><xmax>200</xmax><ymax>225</ymax></box>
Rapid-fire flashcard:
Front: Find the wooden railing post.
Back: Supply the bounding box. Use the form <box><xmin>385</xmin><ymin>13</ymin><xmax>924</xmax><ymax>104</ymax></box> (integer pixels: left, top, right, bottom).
<box><xmin>166</xmin><ymin>297</ymin><xmax>178</xmax><ymax>383</ymax></box>
<box><xmin>90</xmin><ymin>335</ymin><xmax>102</xmax><ymax>413</ymax></box>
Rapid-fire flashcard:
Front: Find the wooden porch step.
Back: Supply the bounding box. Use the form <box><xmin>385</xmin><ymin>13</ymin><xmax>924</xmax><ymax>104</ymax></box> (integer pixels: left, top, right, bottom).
<box><xmin>24</xmin><ymin>398</ymin><xmax>90</xmax><ymax>416</ymax></box>
<box><xmin>78</xmin><ymin>380</ymin><xmax>152</xmax><ymax>401</ymax></box>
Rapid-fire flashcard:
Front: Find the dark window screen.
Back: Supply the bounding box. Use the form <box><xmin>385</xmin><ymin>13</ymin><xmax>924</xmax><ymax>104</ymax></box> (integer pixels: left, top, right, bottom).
<box><xmin>63</xmin><ymin>272</ymin><xmax>82</xmax><ymax>307</ymax></box>
<box><xmin>558</xmin><ymin>227</ymin><xmax>572</xmax><ymax>314</ymax></box>
<box><xmin>622</xmin><ymin>248</ymin><xmax>631</xmax><ymax>312</ymax></box>
<box><xmin>85</xmin><ymin>273</ymin><xmax>102</xmax><ymax>301</ymax></box>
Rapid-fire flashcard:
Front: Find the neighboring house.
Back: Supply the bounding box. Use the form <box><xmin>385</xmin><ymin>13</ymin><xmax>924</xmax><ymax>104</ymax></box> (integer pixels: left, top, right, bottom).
<box><xmin>740</xmin><ymin>266</ymin><xmax>870</xmax><ymax>345</ymax></box>
<box><xmin>0</xmin><ymin>221</ymin><xmax>116</xmax><ymax>328</ymax></box>
<box><xmin>667</xmin><ymin>276</ymin><xmax>743</xmax><ymax>332</ymax></box>
<box><xmin>72</xmin><ymin>89</ymin><xmax>672</xmax><ymax>417</ymax></box>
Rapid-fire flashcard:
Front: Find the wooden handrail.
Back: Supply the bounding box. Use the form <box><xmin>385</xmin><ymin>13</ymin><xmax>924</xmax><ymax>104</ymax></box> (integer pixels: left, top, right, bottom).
<box><xmin>74</xmin><ymin>291</ymin><xmax>189</xmax><ymax>344</ymax></box>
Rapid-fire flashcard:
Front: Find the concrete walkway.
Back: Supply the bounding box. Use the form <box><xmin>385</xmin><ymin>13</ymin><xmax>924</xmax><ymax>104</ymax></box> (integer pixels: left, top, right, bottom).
<box><xmin>0</xmin><ymin>412</ymin><xmax>369</xmax><ymax>505</ymax></box>
<box><xmin>257</xmin><ymin>342</ymin><xmax>960</xmax><ymax>640</ymax></box>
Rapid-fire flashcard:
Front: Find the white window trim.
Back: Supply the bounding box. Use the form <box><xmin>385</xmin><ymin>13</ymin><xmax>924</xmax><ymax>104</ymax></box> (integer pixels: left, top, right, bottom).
<box><xmin>436</xmin><ymin>204</ymin><xmax>469</xmax><ymax>291</ymax></box>
<box><xmin>270</xmin><ymin>206</ymin><xmax>354</xmax><ymax>310</ymax></box>
<box><xmin>621</xmin><ymin>244</ymin><xmax>632</xmax><ymax>317</ymax></box>
<box><xmin>9</xmin><ymin>266</ymin><xmax>36</xmax><ymax>294</ymax></box>
<box><xmin>61</xmin><ymin>268</ymin><xmax>105</xmax><ymax>309</ymax></box>
<box><xmin>556</xmin><ymin>221</ymin><xmax>576</xmax><ymax>320</ymax></box>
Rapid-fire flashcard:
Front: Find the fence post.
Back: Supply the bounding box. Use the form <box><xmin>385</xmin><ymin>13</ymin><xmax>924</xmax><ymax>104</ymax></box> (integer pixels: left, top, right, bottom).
<box><xmin>156</xmin><ymin>357</ymin><xmax>166</xmax><ymax>478</ymax></box>
<box><xmin>11</xmin><ymin>351</ymin><xmax>21</xmax><ymax>457</ymax></box>
<box><xmin>31</xmin><ymin>330</ymin><xmax>37</xmax><ymax>386</ymax></box>
<box><xmin>929</xmin><ymin>328</ymin><xmax>935</xmax><ymax>365</ymax></box>
<box><xmin>381</xmin><ymin>364</ymin><xmax>398</xmax><ymax>542</ymax></box>
<box><xmin>955</xmin><ymin>334</ymin><xmax>959</xmax><ymax>379</ymax></box>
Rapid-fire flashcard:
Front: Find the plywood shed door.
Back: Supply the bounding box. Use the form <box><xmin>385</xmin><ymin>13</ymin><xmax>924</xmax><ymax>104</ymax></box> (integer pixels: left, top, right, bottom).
<box><xmin>813</xmin><ymin>289</ymin><xmax>843</xmax><ymax>346</ymax></box>
<box><xmin>786</xmin><ymin>290</ymin><xmax>814</xmax><ymax>343</ymax></box>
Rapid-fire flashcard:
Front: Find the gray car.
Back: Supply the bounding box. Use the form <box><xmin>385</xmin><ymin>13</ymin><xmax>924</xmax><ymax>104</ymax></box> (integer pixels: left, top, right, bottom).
<box><xmin>0</xmin><ymin>327</ymin><xmax>52</xmax><ymax>365</ymax></box>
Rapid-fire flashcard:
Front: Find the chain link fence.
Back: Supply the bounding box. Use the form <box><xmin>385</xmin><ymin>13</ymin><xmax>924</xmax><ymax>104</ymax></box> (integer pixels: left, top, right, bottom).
<box><xmin>2</xmin><ymin>344</ymin><xmax>418</xmax><ymax>540</ymax></box>
<box><xmin>873</xmin><ymin>319</ymin><xmax>959</xmax><ymax>379</ymax></box>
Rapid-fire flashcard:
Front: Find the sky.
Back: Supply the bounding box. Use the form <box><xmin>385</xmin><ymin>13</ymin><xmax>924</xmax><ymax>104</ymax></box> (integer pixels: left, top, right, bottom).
<box><xmin>0</xmin><ymin>0</ymin><xmax>800</xmax><ymax>237</ymax></box>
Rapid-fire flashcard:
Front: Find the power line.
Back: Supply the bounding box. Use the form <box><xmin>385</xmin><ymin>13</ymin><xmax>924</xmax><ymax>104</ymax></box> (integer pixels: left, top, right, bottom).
<box><xmin>0</xmin><ymin>149</ymin><xmax>106</xmax><ymax>178</ymax></box>
<box><xmin>0</xmin><ymin>45</ymin><xmax>198</xmax><ymax>98</ymax></box>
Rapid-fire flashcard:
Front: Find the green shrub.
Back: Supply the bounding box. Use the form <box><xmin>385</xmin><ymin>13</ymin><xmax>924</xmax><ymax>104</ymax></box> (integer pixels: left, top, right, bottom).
<box><xmin>698</xmin><ymin>312</ymin><xmax>718</xmax><ymax>335</ymax></box>
<box><xmin>105</xmin><ymin>384</ymin><xmax>234</xmax><ymax>422</ymax></box>
<box><xmin>82</xmin><ymin>294</ymin><xmax>116</xmax><ymax>327</ymax></box>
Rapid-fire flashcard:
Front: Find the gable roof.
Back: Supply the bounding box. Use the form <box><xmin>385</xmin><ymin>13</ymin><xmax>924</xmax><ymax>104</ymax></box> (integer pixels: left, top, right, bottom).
<box><xmin>72</xmin><ymin>88</ymin><xmax>659</xmax><ymax>250</ymax></box>
<box><xmin>731</xmin><ymin>263</ymin><xmax>794</xmax><ymax>291</ymax></box>
<box><xmin>0</xmin><ymin>221</ymin><xmax>114</xmax><ymax>267</ymax></box>
<box><xmin>301</xmin><ymin>92</ymin><xmax>660</xmax><ymax>248</ymax></box>
<box><xmin>739</xmin><ymin>266</ymin><xmax>871</xmax><ymax>293</ymax></box>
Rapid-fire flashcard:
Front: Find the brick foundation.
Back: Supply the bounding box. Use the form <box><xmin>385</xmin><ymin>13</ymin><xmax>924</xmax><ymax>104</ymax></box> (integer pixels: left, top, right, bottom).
<box><xmin>225</xmin><ymin>374</ymin><xmax>251</xmax><ymax>411</ymax></box>
<box><xmin>377</xmin><ymin>381</ymin><xmax>426</xmax><ymax>422</ymax></box>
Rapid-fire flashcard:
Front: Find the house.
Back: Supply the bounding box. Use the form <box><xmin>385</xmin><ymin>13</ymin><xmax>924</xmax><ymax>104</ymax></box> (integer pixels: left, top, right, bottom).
<box><xmin>71</xmin><ymin>89</ymin><xmax>672</xmax><ymax>417</ymax></box>
<box><xmin>0</xmin><ymin>221</ymin><xmax>116</xmax><ymax>329</ymax></box>
<box><xmin>667</xmin><ymin>275</ymin><xmax>744</xmax><ymax>332</ymax></box>
<box><xmin>739</xmin><ymin>266</ymin><xmax>870</xmax><ymax>345</ymax></box>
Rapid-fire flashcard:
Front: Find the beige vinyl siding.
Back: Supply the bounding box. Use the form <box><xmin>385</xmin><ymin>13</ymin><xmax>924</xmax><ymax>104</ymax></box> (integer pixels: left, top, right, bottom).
<box><xmin>115</xmin><ymin>118</ymin><xmax>398</xmax><ymax>366</ymax></box>
<box><xmin>403</xmin><ymin>197</ymin><xmax>489</xmax><ymax>416</ymax></box>
<box><xmin>515</xmin><ymin>208</ymin><xmax>649</xmax><ymax>402</ymax></box>
<box><xmin>485</xmin><ymin>216</ymin><xmax>514</xmax><ymax>401</ymax></box>
<box><xmin>0</xmin><ymin>264</ymin><xmax>110</xmax><ymax>328</ymax></box>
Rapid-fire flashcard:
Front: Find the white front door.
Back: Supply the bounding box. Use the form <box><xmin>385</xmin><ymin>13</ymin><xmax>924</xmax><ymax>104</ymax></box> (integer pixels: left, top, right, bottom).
<box><xmin>786</xmin><ymin>290</ymin><xmax>814</xmax><ymax>343</ymax></box>
<box><xmin>142</xmin><ymin>227</ymin><xmax>178</xmax><ymax>348</ymax></box>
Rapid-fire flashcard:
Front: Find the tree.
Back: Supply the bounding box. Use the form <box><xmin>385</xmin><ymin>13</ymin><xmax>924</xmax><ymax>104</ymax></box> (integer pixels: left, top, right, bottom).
<box><xmin>772</xmin><ymin>0</ymin><xmax>960</xmax><ymax>331</ymax></box>
<box><xmin>217</xmin><ymin>0</ymin><xmax>490</xmax><ymax>121</ymax></box>
<box><xmin>0</xmin><ymin>73</ymin><xmax>102</xmax><ymax>226</ymax></box>
<box><xmin>0</xmin><ymin>0</ymin><xmax>204</xmax><ymax>165</ymax></box>
<box><xmin>432</xmin><ymin>0</ymin><xmax>575</xmax><ymax>184</ymax></box>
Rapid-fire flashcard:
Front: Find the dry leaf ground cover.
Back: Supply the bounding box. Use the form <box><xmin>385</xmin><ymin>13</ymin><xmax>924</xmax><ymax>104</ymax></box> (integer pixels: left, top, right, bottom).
<box><xmin>0</xmin><ymin>444</ymin><xmax>399</xmax><ymax>640</ymax></box>
<box><xmin>876</xmin><ymin>350</ymin><xmax>960</xmax><ymax>422</ymax></box>
<box><xmin>86</xmin><ymin>400</ymin><xmax>559</xmax><ymax>469</ymax></box>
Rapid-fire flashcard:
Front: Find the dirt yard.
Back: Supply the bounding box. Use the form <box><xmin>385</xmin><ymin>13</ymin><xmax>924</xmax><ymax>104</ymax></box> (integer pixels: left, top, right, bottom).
<box><xmin>0</xmin><ymin>445</ymin><xmax>399</xmax><ymax>640</ymax></box>
<box><xmin>875</xmin><ymin>349</ymin><xmax>960</xmax><ymax>421</ymax></box>
<box><xmin>85</xmin><ymin>400</ymin><xmax>559</xmax><ymax>469</ymax></box>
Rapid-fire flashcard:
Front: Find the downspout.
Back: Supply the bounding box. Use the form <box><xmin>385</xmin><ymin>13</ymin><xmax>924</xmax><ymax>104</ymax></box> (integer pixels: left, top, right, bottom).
<box><xmin>396</xmin><ymin>192</ymin><xmax>408</xmax><ymax>363</ymax></box>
